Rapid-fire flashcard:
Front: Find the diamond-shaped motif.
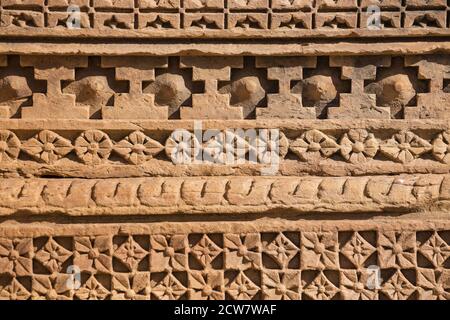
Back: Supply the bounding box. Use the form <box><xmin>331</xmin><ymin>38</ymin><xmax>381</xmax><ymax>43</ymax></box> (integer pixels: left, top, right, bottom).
<box><xmin>151</xmin><ymin>273</ymin><xmax>187</xmax><ymax>300</ymax></box>
<box><xmin>74</xmin><ymin>275</ymin><xmax>110</xmax><ymax>300</ymax></box>
<box><xmin>301</xmin><ymin>232</ymin><xmax>339</xmax><ymax>270</ymax></box>
<box><xmin>150</xmin><ymin>235</ymin><xmax>188</xmax><ymax>272</ymax></box>
<box><xmin>114</xmin><ymin>131</ymin><xmax>164</xmax><ymax>164</ymax></box>
<box><xmin>34</xmin><ymin>238</ymin><xmax>72</xmax><ymax>273</ymax></box>
<box><xmin>380</xmin><ymin>131</ymin><xmax>431</xmax><ymax>163</ymax></box>
<box><xmin>73</xmin><ymin>236</ymin><xmax>112</xmax><ymax>273</ymax></box>
<box><xmin>262</xmin><ymin>270</ymin><xmax>300</xmax><ymax>300</ymax></box>
<box><xmin>113</xmin><ymin>236</ymin><xmax>148</xmax><ymax>271</ymax></box>
<box><xmin>303</xmin><ymin>271</ymin><xmax>338</xmax><ymax>300</ymax></box>
<box><xmin>226</xmin><ymin>271</ymin><xmax>260</xmax><ymax>300</ymax></box>
<box><xmin>378</xmin><ymin>231</ymin><xmax>416</xmax><ymax>269</ymax></box>
<box><xmin>418</xmin><ymin>232</ymin><xmax>450</xmax><ymax>268</ymax></box>
<box><xmin>188</xmin><ymin>270</ymin><xmax>225</xmax><ymax>300</ymax></box>
<box><xmin>21</xmin><ymin>130</ymin><xmax>73</xmax><ymax>164</ymax></box>
<box><xmin>111</xmin><ymin>273</ymin><xmax>150</xmax><ymax>300</ymax></box>
<box><xmin>381</xmin><ymin>270</ymin><xmax>416</xmax><ymax>300</ymax></box>
<box><xmin>263</xmin><ymin>233</ymin><xmax>299</xmax><ymax>269</ymax></box>
<box><xmin>0</xmin><ymin>278</ymin><xmax>31</xmax><ymax>300</ymax></box>
<box><xmin>224</xmin><ymin>233</ymin><xmax>262</xmax><ymax>270</ymax></box>
<box><xmin>32</xmin><ymin>274</ymin><xmax>73</xmax><ymax>300</ymax></box>
<box><xmin>340</xmin><ymin>232</ymin><xmax>376</xmax><ymax>269</ymax></box>
<box><xmin>340</xmin><ymin>270</ymin><xmax>378</xmax><ymax>300</ymax></box>
<box><xmin>0</xmin><ymin>238</ymin><xmax>33</xmax><ymax>276</ymax></box>
<box><xmin>416</xmin><ymin>269</ymin><xmax>449</xmax><ymax>300</ymax></box>
<box><xmin>290</xmin><ymin>129</ymin><xmax>339</xmax><ymax>162</ymax></box>
<box><xmin>432</xmin><ymin>130</ymin><xmax>450</xmax><ymax>163</ymax></box>
<box><xmin>190</xmin><ymin>234</ymin><xmax>222</xmax><ymax>268</ymax></box>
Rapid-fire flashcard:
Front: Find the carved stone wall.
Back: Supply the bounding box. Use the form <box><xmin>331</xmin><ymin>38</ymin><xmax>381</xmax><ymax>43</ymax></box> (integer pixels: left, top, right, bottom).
<box><xmin>0</xmin><ymin>1</ymin><xmax>449</xmax><ymax>300</ymax></box>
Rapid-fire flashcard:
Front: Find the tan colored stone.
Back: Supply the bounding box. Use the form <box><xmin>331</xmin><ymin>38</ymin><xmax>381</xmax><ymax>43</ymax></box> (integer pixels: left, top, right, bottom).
<box><xmin>101</xmin><ymin>57</ymin><xmax>169</xmax><ymax>119</ymax></box>
<box><xmin>404</xmin><ymin>56</ymin><xmax>450</xmax><ymax>119</ymax></box>
<box><xmin>1</xmin><ymin>0</ymin><xmax>450</xmax><ymax>300</ymax></box>
<box><xmin>328</xmin><ymin>56</ymin><xmax>391</xmax><ymax>118</ymax></box>
<box><xmin>19</xmin><ymin>56</ymin><xmax>90</xmax><ymax>119</ymax></box>
<box><xmin>179</xmin><ymin>57</ymin><xmax>244</xmax><ymax>119</ymax></box>
<box><xmin>0</xmin><ymin>175</ymin><xmax>447</xmax><ymax>215</ymax></box>
<box><xmin>255</xmin><ymin>57</ymin><xmax>316</xmax><ymax>119</ymax></box>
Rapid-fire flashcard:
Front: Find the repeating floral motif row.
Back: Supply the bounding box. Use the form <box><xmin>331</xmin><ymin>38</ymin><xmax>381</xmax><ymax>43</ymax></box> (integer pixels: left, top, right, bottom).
<box><xmin>0</xmin><ymin>129</ymin><xmax>449</xmax><ymax>165</ymax></box>
<box><xmin>0</xmin><ymin>269</ymin><xmax>448</xmax><ymax>300</ymax></box>
<box><xmin>0</xmin><ymin>230</ymin><xmax>448</xmax><ymax>300</ymax></box>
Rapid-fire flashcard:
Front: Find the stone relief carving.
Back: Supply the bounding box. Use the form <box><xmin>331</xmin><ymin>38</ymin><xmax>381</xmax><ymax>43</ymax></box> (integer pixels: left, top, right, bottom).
<box><xmin>0</xmin><ymin>55</ymin><xmax>449</xmax><ymax>120</ymax></box>
<box><xmin>0</xmin><ymin>0</ymin><xmax>449</xmax><ymax>302</ymax></box>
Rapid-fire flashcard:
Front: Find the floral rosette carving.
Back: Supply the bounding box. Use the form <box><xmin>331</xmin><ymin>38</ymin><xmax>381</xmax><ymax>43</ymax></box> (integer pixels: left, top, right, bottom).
<box><xmin>303</xmin><ymin>272</ymin><xmax>338</xmax><ymax>300</ymax></box>
<box><xmin>34</xmin><ymin>238</ymin><xmax>72</xmax><ymax>273</ymax></box>
<box><xmin>226</xmin><ymin>272</ymin><xmax>260</xmax><ymax>300</ymax></box>
<box><xmin>0</xmin><ymin>238</ymin><xmax>33</xmax><ymax>276</ymax></box>
<box><xmin>432</xmin><ymin>130</ymin><xmax>450</xmax><ymax>164</ymax></box>
<box><xmin>21</xmin><ymin>130</ymin><xmax>72</xmax><ymax>164</ymax></box>
<box><xmin>380</xmin><ymin>131</ymin><xmax>432</xmax><ymax>164</ymax></box>
<box><xmin>151</xmin><ymin>273</ymin><xmax>187</xmax><ymax>300</ymax></box>
<box><xmin>75</xmin><ymin>276</ymin><xmax>110</xmax><ymax>300</ymax></box>
<box><xmin>289</xmin><ymin>129</ymin><xmax>339</xmax><ymax>161</ymax></box>
<box><xmin>0</xmin><ymin>130</ymin><xmax>21</xmax><ymax>162</ymax></box>
<box><xmin>188</xmin><ymin>271</ymin><xmax>224</xmax><ymax>300</ymax></box>
<box><xmin>113</xmin><ymin>237</ymin><xmax>148</xmax><ymax>271</ymax></box>
<box><xmin>201</xmin><ymin>131</ymin><xmax>227</xmax><ymax>164</ymax></box>
<box><xmin>114</xmin><ymin>131</ymin><xmax>164</xmax><ymax>165</ymax></box>
<box><xmin>73</xmin><ymin>236</ymin><xmax>112</xmax><ymax>273</ymax></box>
<box><xmin>202</xmin><ymin>130</ymin><xmax>250</xmax><ymax>164</ymax></box>
<box><xmin>0</xmin><ymin>278</ymin><xmax>31</xmax><ymax>300</ymax></box>
<box><xmin>254</xmin><ymin>130</ymin><xmax>289</xmax><ymax>164</ymax></box>
<box><xmin>75</xmin><ymin>130</ymin><xmax>113</xmax><ymax>164</ymax></box>
<box><xmin>339</xmin><ymin>129</ymin><xmax>379</xmax><ymax>163</ymax></box>
<box><xmin>165</xmin><ymin>130</ymin><xmax>201</xmax><ymax>164</ymax></box>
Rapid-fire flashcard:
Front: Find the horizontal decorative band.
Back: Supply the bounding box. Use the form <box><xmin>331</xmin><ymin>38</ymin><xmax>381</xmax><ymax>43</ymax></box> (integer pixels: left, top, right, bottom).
<box><xmin>0</xmin><ymin>219</ymin><xmax>448</xmax><ymax>300</ymax></box>
<box><xmin>0</xmin><ymin>128</ymin><xmax>450</xmax><ymax>165</ymax></box>
<box><xmin>4</xmin><ymin>41</ymin><xmax>450</xmax><ymax>57</ymax></box>
<box><xmin>0</xmin><ymin>174</ymin><xmax>449</xmax><ymax>215</ymax></box>
<box><xmin>1</xmin><ymin>0</ymin><xmax>450</xmax><ymax>39</ymax></box>
<box><xmin>2</xmin><ymin>26</ymin><xmax>450</xmax><ymax>39</ymax></box>
<box><xmin>1</xmin><ymin>118</ymin><xmax>447</xmax><ymax>130</ymax></box>
<box><xmin>1</xmin><ymin>119</ymin><xmax>450</xmax><ymax>177</ymax></box>
<box><xmin>3</xmin><ymin>41</ymin><xmax>450</xmax><ymax>56</ymax></box>
<box><xmin>1</xmin><ymin>55</ymin><xmax>450</xmax><ymax>121</ymax></box>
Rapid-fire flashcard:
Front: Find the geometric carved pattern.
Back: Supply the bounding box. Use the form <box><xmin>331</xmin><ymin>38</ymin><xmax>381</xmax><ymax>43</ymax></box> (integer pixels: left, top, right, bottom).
<box><xmin>1</xmin><ymin>0</ymin><xmax>449</xmax><ymax>36</ymax></box>
<box><xmin>1</xmin><ymin>55</ymin><xmax>450</xmax><ymax>120</ymax></box>
<box><xmin>0</xmin><ymin>225</ymin><xmax>448</xmax><ymax>300</ymax></box>
<box><xmin>1</xmin><ymin>0</ymin><xmax>450</xmax><ymax>301</ymax></box>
